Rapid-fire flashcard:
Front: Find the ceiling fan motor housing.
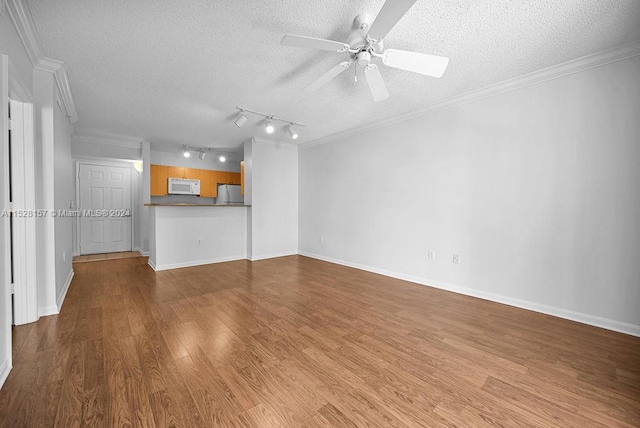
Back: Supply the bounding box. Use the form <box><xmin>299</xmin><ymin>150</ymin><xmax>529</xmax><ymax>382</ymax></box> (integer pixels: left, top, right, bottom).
<box><xmin>356</xmin><ymin>51</ymin><xmax>371</xmax><ymax>65</ymax></box>
<box><xmin>348</xmin><ymin>13</ymin><xmax>384</xmax><ymax>54</ymax></box>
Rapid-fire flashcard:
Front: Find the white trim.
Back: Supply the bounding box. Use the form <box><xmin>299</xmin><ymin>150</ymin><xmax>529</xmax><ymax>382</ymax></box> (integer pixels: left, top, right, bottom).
<box><xmin>5</xmin><ymin>0</ymin><xmax>78</xmax><ymax>122</ymax></box>
<box><xmin>298</xmin><ymin>251</ymin><xmax>640</xmax><ymax>338</ymax></box>
<box><xmin>72</xmin><ymin>133</ymin><xmax>144</xmax><ymax>149</ymax></box>
<box><xmin>3</xmin><ymin>0</ymin><xmax>42</xmax><ymax>66</ymax></box>
<box><xmin>252</xmin><ymin>137</ymin><xmax>299</xmax><ymax>150</ymax></box>
<box><xmin>56</xmin><ymin>269</ymin><xmax>74</xmax><ymax>311</ymax></box>
<box><xmin>0</xmin><ymin>358</ymin><xmax>11</xmax><ymax>390</ymax></box>
<box><xmin>134</xmin><ymin>247</ymin><xmax>149</xmax><ymax>256</ymax></box>
<box><xmin>38</xmin><ymin>305</ymin><xmax>59</xmax><ymax>317</ymax></box>
<box><xmin>150</xmin><ymin>255</ymin><xmax>247</xmax><ymax>271</ymax></box>
<box><xmin>300</xmin><ymin>40</ymin><xmax>640</xmax><ymax>150</ymax></box>
<box><xmin>9</xmin><ymin>100</ymin><xmax>38</xmax><ymax>326</ymax></box>
<box><xmin>249</xmin><ymin>251</ymin><xmax>298</xmax><ymax>262</ymax></box>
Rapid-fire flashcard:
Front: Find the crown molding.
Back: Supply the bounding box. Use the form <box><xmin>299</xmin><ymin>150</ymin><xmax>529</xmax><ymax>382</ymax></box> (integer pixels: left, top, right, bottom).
<box><xmin>72</xmin><ymin>132</ymin><xmax>143</xmax><ymax>149</ymax></box>
<box><xmin>5</xmin><ymin>0</ymin><xmax>79</xmax><ymax>123</ymax></box>
<box><xmin>252</xmin><ymin>137</ymin><xmax>299</xmax><ymax>150</ymax></box>
<box><xmin>300</xmin><ymin>40</ymin><xmax>640</xmax><ymax>150</ymax></box>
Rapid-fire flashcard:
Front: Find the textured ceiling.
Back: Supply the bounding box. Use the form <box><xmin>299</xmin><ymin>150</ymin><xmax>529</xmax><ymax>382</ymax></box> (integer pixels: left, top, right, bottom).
<box><xmin>25</xmin><ymin>0</ymin><xmax>640</xmax><ymax>150</ymax></box>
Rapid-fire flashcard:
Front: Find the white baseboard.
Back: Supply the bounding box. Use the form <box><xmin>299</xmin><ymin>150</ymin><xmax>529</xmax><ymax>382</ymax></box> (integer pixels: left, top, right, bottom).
<box><xmin>134</xmin><ymin>247</ymin><xmax>149</xmax><ymax>256</ymax></box>
<box><xmin>38</xmin><ymin>305</ymin><xmax>59</xmax><ymax>317</ymax></box>
<box><xmin>148</xmin><ymin>258</ymin><xmax>157</xmax><ymax>271</ymax></box>
<box><xmin>249</xmin><ymin>251</ymin><xmax>298</xmax><ymax>262</ymax></box>
<box><xmin>299</xmin><ymin>251</ymin><xmax>640</xmax><ymax>338</ymax></box>
<box><xmin>56</xmin><ymin>269</ymin><xmax>74</xmax><ymax>312</ymax></box>
<box><xmin>150</xmin><ymin>255</ymin><xmax>247</xmax><ymax>271</ymax></box>
<box><xmin>0</xmin><ymin>357</ymin><xmax>11</xmax><ymax>390</ymax></box>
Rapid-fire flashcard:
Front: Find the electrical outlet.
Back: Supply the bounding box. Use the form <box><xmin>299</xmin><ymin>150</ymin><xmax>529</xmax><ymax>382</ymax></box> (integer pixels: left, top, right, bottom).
<box><xmin>428</xmin><ymin>251</ymin><xmax>436</xmax><ymax>260</ymax></box>
<box><xmin>452</xmin><ymin>254</ymin><xmax>459</xmax><ymax>264</ymax></box>
<box><xmin>319</xmin><ymin>235</ymin><xmax>324</xmax><ymax>242</ymax></box>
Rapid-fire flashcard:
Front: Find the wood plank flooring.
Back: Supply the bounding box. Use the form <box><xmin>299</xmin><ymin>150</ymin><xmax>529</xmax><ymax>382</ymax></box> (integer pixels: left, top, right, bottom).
<box><xmin>1</xmin><ymin>255</ymin><xmax>639</xmax><ymax>427</ymax></box>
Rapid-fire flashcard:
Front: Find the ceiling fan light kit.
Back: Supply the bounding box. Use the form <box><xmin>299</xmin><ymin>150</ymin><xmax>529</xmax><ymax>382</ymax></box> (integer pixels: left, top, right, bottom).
<box><xmin>280</xmin><ymin>0</ymin><xmax>449</xmax><ymax>102</ymax></box>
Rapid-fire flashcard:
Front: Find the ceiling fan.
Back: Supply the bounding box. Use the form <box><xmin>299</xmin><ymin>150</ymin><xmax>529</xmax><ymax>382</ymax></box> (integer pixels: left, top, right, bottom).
<box><xmin>280</xmin><ymin>0</ymin><xmax>449</xmax><ymax>102</ymax></box>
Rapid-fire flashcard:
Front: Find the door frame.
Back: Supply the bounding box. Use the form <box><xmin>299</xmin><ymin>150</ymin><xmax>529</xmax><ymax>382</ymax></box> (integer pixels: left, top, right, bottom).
<box><xmin>9</xmin><ymin>99</ymin><xmax>37</xmax><ymax>325</ymax></box>
<box><xmin>6</xmin><ymin>59</ymin><xmax>37</xmax><ymax>326</ymax></box>
<box><xmin>74</xmin><ymin>159</ymin><xmax>137</xmax><ymax>256</ymax></box>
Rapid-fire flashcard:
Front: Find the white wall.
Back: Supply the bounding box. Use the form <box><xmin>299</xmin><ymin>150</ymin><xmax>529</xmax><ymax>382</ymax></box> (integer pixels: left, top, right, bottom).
<box><xmin>0</xmin><ymin>13</ymin><xmax>32</xmax><ymax>93</ymax></box>
<box><xmin>248</xmin><ymin>138</ymin><xmax>298</xmax><ymax>260</ymax></box>
<box><xmin>53</xmin><ymin>95</ymin><xmax>74</xmax><ymax>305</ymax></box>
<box><xmin>0</xmin><ymin>55</ymin><xmax>12</xmax><ymax>389</ymax></box>
<box><xmin>33</xmin><ymin>68</ymin><xmax>57</xmax><ymax>315</ymax></box>
<box><xmin>299</xmin><ymin>55</ymin><xmax>640</xmax><ymax>335</ymax></box>
<box><xmin>148</xmin><ymin>206</ymin><xmax>247</xmax><ymax>270</ymax></box>
<box><xmin>71</xmin><ymin>140</ymin><xmax>141</xmax><ymax>161</ymax></box>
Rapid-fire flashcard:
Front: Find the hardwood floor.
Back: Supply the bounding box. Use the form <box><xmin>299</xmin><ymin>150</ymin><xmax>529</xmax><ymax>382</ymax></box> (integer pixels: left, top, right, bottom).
<box><xmin>1</xmin><ymin>255</ymin><xmax>639</xmax><ymax>427</ymax></box>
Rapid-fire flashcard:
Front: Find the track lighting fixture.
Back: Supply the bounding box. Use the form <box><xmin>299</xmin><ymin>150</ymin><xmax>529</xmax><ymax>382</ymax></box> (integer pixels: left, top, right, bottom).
<box><xmin>219</xmin><ymin>154</ymin><xmax>226</xmax><ymax>162</ymax></box>
<box><xmin>182</xmin><ymin>146</ymin><xmax>190</xmax><ymax>158</ymax></box>
<box><xmin>265</xmin><ymin>118</ymin><xmax>275</xmax><ymax>134</ymax></box>
<box><xmin>198</xmin><ymin>150</ymin><xmax>206</xmax><ymax>160</ymax></box>
<box><xmin>288</xmin><ymin>123</ymin><xmax>299</xmax><ymax>140</ymax></box>
<box><xmin>234</xmin><ymin>110</ymin><xmax>248</xmax><ymax>128</ymax></box>
<box><xmin>233</xmin><ymin>107</ymin><xmax>305</xmax><ymax>140</ymax></box>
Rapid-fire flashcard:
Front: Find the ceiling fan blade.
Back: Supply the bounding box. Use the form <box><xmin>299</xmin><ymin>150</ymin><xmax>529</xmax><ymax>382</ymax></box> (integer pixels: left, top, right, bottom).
<box><xmin>364</xmin><ymin>64</ymin><xmax>389</xmax><ymax>102</ymax></box>
<box><xmin>303</xmin><ymin>61</ymin><xmax>352</xmax><ymax>93</ymax></box>
<box><xmin>281</xmin><ymin>34</ymin><xmax>349</xmax><ymax>52</ymax></box>
<box><xmin>367</xmin><ymin>0</ymin><xmax>418</xmax><ymax>41</ymax></box>
<box><xmin>382</xmin><ymin>49</ymin><xmax>449</xmax><ymax>78</ymax></box>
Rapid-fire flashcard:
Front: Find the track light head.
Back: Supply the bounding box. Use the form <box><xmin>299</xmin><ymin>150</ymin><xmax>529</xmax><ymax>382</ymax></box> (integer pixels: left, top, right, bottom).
<box><xmin>288</xmin><ymin>124</ymin><xmax>299</xmax><ymax>140</ymax></box>
<box><xmin>234</xmin><ymin>110</ymin><xmax>248</xmax><ymax>128</ymax></box>
<box><xmin>265</xmin><ymin>118</ymin><xmax>275</xmax><ymax>134</ymax></box>
<box><xmin>198</xmin><ymin>151</ymin><xmax>206</xmax><ymax>160</ymax></box>
<box><xmin>182</xmin><ymin>146</ymin><xmax>190</xmax><ymax>158</ymax></box>
<box><xmin>219</xmin><ymin>154</ymin><xmax>226</xmax><ymax>162</ymax></box>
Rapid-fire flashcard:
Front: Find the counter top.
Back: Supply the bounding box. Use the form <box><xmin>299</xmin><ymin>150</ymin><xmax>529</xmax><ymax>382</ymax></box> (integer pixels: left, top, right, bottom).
<box><xmin>144</xmin><ymin>203</ymin><xmax>250</xmax><ymax>207</ymax></box>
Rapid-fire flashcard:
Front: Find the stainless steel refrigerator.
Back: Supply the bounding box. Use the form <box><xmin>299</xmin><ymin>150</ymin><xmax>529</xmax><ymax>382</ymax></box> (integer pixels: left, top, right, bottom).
<box><xmin>216</xmin><ymin>184</ymin><xmax>243</xmax><ymax>204</ymax></box>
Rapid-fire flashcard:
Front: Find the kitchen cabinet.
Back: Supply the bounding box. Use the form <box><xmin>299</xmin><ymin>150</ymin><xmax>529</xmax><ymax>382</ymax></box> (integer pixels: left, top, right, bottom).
<box><xmin>215</xmin><ymin>171</ymin><xmax>241</xmax><ymax>185</ymax></box>
<box><xmin>216</xmin><ymin>171</ymin><xmax>231</xmax><ymax>184</ymax></box>
<box><xmin>200</xmin><ymin>169</ymin><xmax>218</xmax><ymax>198</ymax></box>
<box><xmin>240</xmin><ymin>161</ymin><xmax>244</xmax><ymax>196</ymax></box>
<box><xmin>150</xmin><ymin>164</ymin><xmax>168</xmax><ymax>196</ymax></box>
<box><xmin>229</xmin><ymin>172</ymin><xmax>241</xmax><ymax>185</ymax></box>
<box><xmin>150</xmin><ymin>164</ymin><xmax>243</xmax><ymax>198</ymax></box>
<box><xmin>167</xmin><ymin>166</ymin><xmax>200</xmax><ymax>180</ymax></box>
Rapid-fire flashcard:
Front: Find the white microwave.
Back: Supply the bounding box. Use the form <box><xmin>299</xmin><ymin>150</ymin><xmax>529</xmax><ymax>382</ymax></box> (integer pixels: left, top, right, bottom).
<box><xmin>168</xmin><ymin>178</ymin><xmax>200</xmax><ymax>195</ymax></box>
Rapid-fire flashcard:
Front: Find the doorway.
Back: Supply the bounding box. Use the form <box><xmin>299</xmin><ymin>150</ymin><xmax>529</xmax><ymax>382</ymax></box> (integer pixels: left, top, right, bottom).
<box><xmin>78</xmin><ymin>163</ymin><xmax>132</xmax><ymax>255</ymax></box>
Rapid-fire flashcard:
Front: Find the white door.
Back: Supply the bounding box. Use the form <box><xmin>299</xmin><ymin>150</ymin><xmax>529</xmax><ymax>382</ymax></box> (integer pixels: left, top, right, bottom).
<box><xmin>79</xmin><ymin>164</ymin><xmax>132</xmax><ymax>254</ymax></box>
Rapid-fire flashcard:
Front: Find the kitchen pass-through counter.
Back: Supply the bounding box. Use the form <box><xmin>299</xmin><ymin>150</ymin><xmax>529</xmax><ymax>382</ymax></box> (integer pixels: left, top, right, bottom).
<box><xmin>146</xmin><ymin>204</ymin><xmax>250</xmax><ymax>271</ymax></box>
